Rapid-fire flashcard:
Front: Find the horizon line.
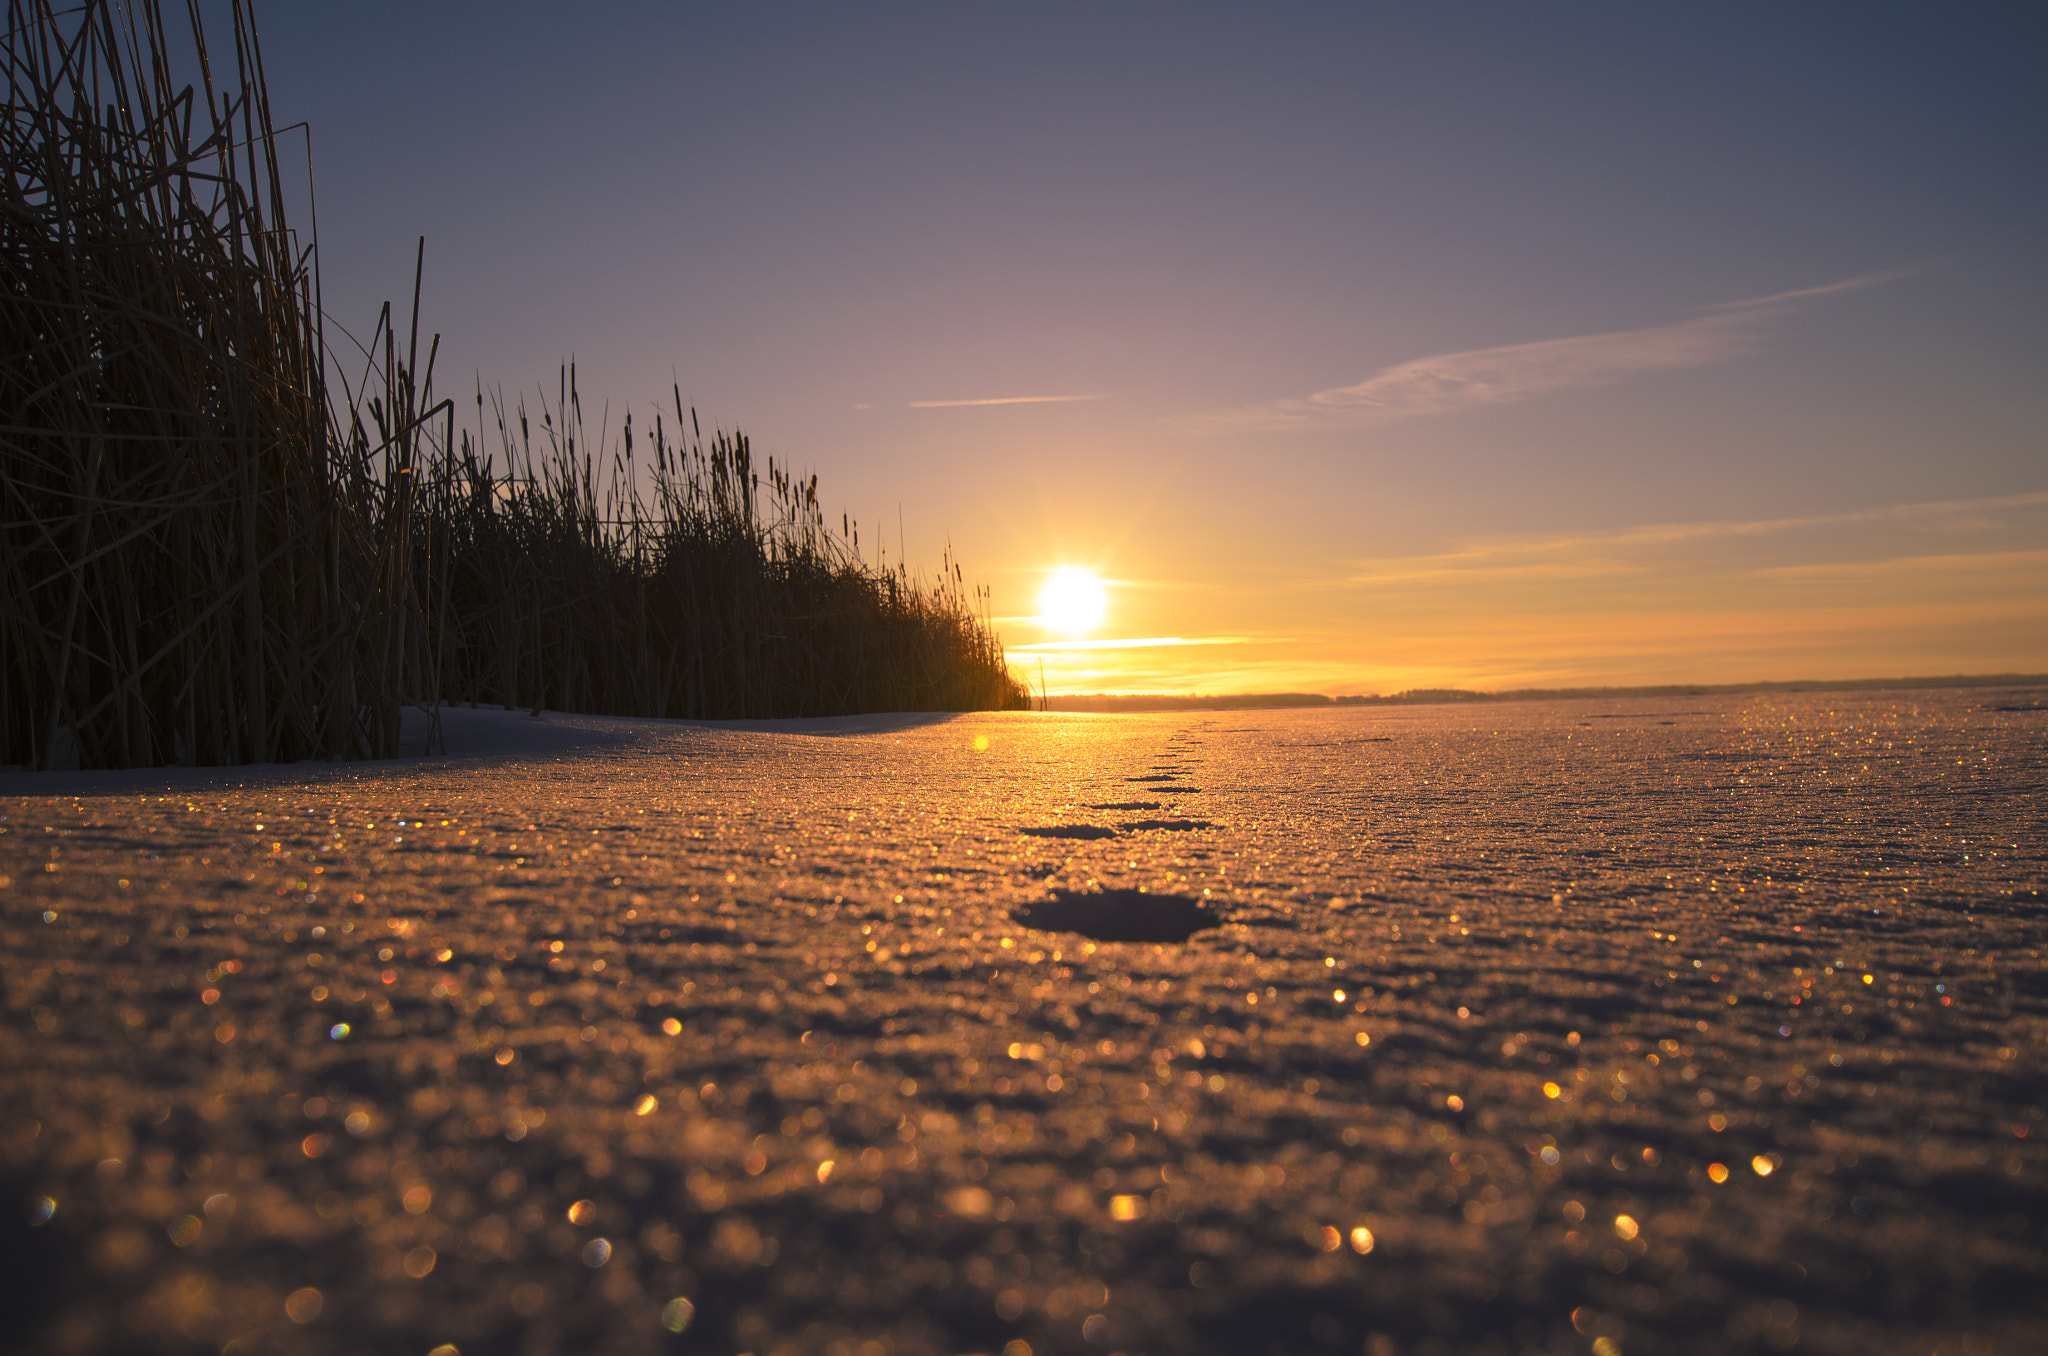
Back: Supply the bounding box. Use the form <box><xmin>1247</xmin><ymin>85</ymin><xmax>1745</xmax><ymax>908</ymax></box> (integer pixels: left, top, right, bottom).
<box><xmin>1035</xmin><ymin>672</ymin><xmax>2047</xmax><ymax>704</ymax></box>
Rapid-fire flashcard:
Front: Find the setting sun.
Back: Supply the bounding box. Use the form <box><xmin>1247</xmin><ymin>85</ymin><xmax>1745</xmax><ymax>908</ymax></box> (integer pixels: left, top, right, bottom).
<box><xmin>1038</xmin><ymin>568</ymin><xmax>1108</xmax><ymax>634</ymax></box>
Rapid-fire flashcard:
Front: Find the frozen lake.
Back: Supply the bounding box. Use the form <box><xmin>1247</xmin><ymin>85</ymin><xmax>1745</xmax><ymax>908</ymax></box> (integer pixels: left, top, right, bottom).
<box><xmin>3</xmin><ymin>688</ymin><xmax>2043</xmax><ymax>1355</ymax></box>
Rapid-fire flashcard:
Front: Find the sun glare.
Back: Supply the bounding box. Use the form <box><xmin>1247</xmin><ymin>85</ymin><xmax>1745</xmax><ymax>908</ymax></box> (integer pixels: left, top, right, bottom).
<box><xmin>1038</xmin><ymin>568</ymin><xmax>1108</xmax><ymax>634</ymax></box>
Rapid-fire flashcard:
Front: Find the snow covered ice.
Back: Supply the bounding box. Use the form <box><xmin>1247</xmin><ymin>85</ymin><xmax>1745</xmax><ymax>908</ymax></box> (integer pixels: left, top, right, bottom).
<box><xmin>2</xmin><ymin>688</ymin><xmax>2043</xmax><ymax>1354</ymax></box>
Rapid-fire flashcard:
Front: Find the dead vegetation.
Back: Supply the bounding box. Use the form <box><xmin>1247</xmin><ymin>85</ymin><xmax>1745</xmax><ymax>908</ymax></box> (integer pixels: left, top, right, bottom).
<box><xmin>1</xmin><ymin>0</ymin><xmax>1024</xmax><ymax>771</ymax></box>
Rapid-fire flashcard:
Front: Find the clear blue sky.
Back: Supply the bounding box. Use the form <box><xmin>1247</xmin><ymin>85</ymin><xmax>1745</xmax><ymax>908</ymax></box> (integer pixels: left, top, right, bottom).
<box><xmin>258</xmin><ymin>2</ymin><xmax>2048</xmax><ymax>691</ymax></box>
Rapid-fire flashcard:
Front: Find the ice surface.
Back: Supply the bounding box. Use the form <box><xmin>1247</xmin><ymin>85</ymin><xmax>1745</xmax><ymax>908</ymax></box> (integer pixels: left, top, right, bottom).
<box><xmin>2</xmin><ymin>689</ymin><xmax>2044</xmax><ymax>1354</ymax></box>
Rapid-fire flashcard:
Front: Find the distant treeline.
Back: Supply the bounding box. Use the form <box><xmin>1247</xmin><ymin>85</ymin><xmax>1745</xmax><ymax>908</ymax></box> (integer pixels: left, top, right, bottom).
<box><xmin>0</xmin><ymin>0</ymin><xmax>1023</xmax><ymax>771</ymax></box>
<box><xmin>1047</xmin><ymin>674</ymin><xmax>2048</xmax><ymax>713</ymax></box>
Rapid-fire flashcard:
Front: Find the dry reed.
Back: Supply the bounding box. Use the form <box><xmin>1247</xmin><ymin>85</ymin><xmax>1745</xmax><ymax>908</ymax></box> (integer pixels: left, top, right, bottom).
<box><xmin>412</xmin><ymin>362</ymin><xmax>1028</xmax><ymax>721</ymax></box>
<box><xmin>2</xmin><ymin>0</ymin><xmax>1024</xmax><ymax>771</ymax></box>
<box><xmin>1</xmin><ymin>0</ymin><xmax>414</xmax><ymax>770</ymax></box>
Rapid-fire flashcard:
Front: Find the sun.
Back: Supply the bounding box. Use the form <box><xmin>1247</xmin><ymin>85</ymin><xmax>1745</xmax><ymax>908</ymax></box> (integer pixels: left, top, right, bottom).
<box><xmin>1038</xmin><ymin>568</ymin><xmax>1108</xmax><ymax>634</ymax></box>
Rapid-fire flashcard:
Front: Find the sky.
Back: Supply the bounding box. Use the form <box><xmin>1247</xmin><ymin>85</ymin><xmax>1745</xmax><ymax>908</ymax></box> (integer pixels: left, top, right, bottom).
<box><xmin>254</xmin><ymin>2</ymin><xmax>2048</xmax><ymax>694</ymax></box>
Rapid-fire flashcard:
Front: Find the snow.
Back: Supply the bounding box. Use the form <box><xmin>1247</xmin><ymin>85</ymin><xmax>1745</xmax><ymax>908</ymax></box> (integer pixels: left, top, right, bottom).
<box><xmin>3</xmin><ymin>687</ymin><xmax>2043</xmax><ymax>1354</ymax></box>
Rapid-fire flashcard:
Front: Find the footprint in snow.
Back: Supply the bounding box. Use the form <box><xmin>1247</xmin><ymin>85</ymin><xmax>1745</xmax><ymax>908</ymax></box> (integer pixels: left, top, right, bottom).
<box><xmin>1014</xmin><ymin>889</ymin><xmax>1218</xmax><ymax>944</ymax></box>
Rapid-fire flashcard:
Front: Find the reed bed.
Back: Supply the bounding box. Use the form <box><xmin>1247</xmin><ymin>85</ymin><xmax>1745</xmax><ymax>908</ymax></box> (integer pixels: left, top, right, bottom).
<box><xmin>2</xmin><ymin>0</ymin><xmax>1024</xmax><ymax>771</ymax></box>
<box><xmin>415</xmin><ymin>364</ymin><xmax>1028</xmax><ymax>723</ymax></box>
<box><xmin>0</xmin><ymin>0</ymin><xmax>409</xmax><ymax>770</ymax></box>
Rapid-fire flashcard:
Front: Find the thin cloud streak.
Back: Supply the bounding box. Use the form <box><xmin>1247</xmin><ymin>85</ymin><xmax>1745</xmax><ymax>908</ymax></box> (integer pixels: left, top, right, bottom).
<box><xmin>1332</xmin><ymin>491</ymin><xmax>2048</xmax><ymax>587</ymax></box>
<box><xmin>1752</xmin><ymin>548</ymin><xmax>2048</xmax><ymax>581</ymax></box>
<box><xmin>1009</xmin><ymin>636</ymin><xmax>1259</xmax><ymax>652</ymax></box>
<box><xmin>908</xmin><ymin>393</ymin><xmax>1107</xmax><ymax>408</ymax></box>
<box><xmin>1195</xmin><ymin>271</ymin><xmax>1902</xmax><ymax>431</ymax></box>
<box><xmin>1702</xmin><ymin>270</ymin><xmax>1911</xmax><ymax>311</ymax></box>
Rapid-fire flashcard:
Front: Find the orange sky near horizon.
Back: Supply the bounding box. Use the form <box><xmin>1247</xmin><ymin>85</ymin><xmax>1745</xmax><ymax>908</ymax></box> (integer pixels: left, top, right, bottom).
<box><xmin>994</xmin><ymin>491</ymin><xmax>2048</xmax><ymax>695</ymax></box>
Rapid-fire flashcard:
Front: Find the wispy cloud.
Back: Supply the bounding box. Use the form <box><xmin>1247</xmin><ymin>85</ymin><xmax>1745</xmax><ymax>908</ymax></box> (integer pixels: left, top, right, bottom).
<box><xmin>1752</xmin><ymin>548</ymin><xmax>2048</xmax><ymax>582</ymax></box>
<box><xmin>1700</xmin><ymin>272</ymin><xmax>1908</xmax><ymax>310</ymax></box>
<box><xmin>1195</xmin><ymin>271</ymin><xmax>1904</xmax><ymax>431</ymax></box>
<box><xmin>909</xmin><ymin>393</ymin><xmax>1107</xmax><ymax>408</ymax></box>
<box><xmin>1009</xmin><ymin>635</ymin><xmax>1258</xmax><ymax>652</ymax></box>
<box><xmin>1332</xmin><ymin>491</ymin><xmax>2048</xmax><ymax>587</ymax></box>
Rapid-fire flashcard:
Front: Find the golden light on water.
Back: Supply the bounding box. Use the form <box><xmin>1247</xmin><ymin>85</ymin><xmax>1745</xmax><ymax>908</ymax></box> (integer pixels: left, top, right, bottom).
<box><xmin>1037</xmin><ymin>568</ymin><xmax>1107</xmax><ymax>634</ymax></box>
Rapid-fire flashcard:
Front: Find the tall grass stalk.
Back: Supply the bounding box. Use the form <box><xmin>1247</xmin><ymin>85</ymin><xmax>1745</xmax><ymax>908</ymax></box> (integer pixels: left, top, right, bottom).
<box><xmin>1</xmin><ymin>0</ymin><xmax>414</xmax><ymax>769</ymax></box>
<box><xmin>414</xmin><ymin>362</ymin><xmax>1027</xmax><ymax>721</ymax></box>
<box><xmin>2</xmin><ymin>0</ymin><xmax>1023</xmax><ymax>771</ymax></box>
